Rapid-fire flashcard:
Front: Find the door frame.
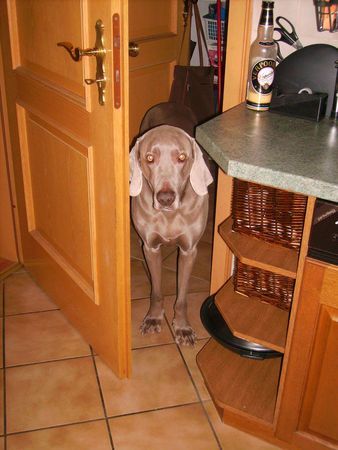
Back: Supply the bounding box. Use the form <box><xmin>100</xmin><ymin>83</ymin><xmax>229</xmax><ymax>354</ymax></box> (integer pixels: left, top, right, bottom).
<box><xmin>0</xmin><ymin>0</ymin><xmax>253</xmax><ymax>376</ymax></box>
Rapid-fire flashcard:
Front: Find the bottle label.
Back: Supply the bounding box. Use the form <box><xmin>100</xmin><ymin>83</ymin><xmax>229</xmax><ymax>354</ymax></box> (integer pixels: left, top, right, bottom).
<box><xmin>251</xmin><ymin>59</ymin><xmax>275</xmax><ymax>95</ymax></box>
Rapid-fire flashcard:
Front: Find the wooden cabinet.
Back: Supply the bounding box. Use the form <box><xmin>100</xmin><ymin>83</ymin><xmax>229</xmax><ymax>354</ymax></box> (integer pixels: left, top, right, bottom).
<box><xmin>277</xmin><ymin>258</ymin><xmax>338</xmax><ymax>449</ymax></box>
<box><xmin>197</xmin><ymin>172</ymin><xmax>337</xmax><ymax>449</ymax></box>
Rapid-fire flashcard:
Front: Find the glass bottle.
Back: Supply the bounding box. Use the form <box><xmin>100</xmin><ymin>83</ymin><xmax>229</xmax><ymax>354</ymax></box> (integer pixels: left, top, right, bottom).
<box><xmin>246</xmin><ymin>1</ymin><xmax>277</xmax><ymax>111</ymax></box>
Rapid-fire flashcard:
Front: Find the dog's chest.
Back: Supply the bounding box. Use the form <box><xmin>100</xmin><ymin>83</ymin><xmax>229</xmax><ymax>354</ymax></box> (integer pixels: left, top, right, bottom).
<box><xmin>132</xmin><ymin>200</ymin><xmax>207</xmax><ymax>252</ymax></box>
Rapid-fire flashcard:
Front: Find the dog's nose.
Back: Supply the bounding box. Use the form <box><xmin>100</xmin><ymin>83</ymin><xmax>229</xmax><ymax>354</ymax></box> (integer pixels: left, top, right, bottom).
<box><xmin>156</xmin><ymin>189</ymin><xmax>176</xmax><ymax>207</ymax></box>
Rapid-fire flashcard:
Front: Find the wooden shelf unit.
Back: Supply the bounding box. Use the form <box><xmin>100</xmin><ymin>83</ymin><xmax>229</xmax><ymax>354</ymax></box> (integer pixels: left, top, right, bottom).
<box><xmin>218</xmin><ymin>217</ymin><xmax>299</xmax><ymax>279</ymax></box>
<box><xmin>197</xmin><ymin>211</ymin><xmax>297</xmax><ymax>428</ymax></box>
<box><xmin>215</xmin><ymin>278</ymin><xmax>288</xmax><ymax>353</ymax></box>
<box><xmin>196</xmin><ymin>339</ymin><xmax>282</xmax><ymax>425</ymax></box>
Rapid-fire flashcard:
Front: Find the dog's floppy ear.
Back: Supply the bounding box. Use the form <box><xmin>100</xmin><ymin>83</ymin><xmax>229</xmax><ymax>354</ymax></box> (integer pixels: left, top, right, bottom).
<box><xmin>190</xmin><ymin>140</ymin><xmax>213</xmax><ymax>196</ymax></box>
<box><xmin>129</xmin><ymin>140</ymin><xmax>143</xmax><ymax>197</ymax></box>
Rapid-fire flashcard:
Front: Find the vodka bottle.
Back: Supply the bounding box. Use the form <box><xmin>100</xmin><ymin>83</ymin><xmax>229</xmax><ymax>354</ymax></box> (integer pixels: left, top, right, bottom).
<box><xmin>246</xmin><ymin>1</ymin><xmax>277</xmax><ymax>111</ymax></box>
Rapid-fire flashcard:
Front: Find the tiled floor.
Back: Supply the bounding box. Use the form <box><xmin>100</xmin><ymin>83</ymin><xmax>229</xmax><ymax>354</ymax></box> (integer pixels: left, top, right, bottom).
<box><xmin>0</xmin><ymin>185</ymin><xmax>281</xmax><ymax>449</ymax></box>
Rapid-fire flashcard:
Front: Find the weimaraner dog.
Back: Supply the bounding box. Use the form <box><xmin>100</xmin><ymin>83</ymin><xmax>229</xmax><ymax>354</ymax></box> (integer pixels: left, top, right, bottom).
<box><xmin>130</xmin><ymin>124</ymin><xmax>213</xmax><ymax>345</ymax></box>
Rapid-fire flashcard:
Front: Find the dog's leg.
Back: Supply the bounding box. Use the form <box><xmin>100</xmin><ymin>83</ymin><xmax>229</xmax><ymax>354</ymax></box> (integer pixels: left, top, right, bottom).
<box><xmin>140</xmin><ymin>245</ymin><xmax>164</xmax><ymax>334</ymax></box>
<box><xmin>173</xmin><ymin>247</ymin><xmax>198</xmax><ymax>346</ymax></box>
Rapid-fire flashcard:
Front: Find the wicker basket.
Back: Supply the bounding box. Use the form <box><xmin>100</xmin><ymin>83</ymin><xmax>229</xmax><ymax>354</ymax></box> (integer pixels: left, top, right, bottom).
<box><xmin>233</xmin><ymin>259</ymin><xmax>295</xmax><ymax>311</ymax></box>
<box><xmin>232</xmin><ymin>179</ymin><xmax>307</xmax><ymax>249</ymax></box>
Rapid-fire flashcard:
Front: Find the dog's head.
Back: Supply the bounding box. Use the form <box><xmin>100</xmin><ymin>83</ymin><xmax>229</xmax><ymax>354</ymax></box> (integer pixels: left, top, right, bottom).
<box><xmin>129</xmin><ymin>125</ymin><xmax>213</xmax><ymax>211</ymax></box>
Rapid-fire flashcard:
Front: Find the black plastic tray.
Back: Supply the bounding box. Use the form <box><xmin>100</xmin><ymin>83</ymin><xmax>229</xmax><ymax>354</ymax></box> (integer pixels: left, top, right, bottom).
<box><xmin>200</xmin><ymin>295</ymin><xmax>282</xmax><ymax>360</ymax></box>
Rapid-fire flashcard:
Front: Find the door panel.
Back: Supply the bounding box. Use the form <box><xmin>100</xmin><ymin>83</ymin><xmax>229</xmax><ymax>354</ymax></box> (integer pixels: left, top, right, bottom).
<box><xmin>128</xmin><ymin>0</ymin><xmax>187</xmax><ymax>140</ymax></box>
<box><xmin>17</xmin><ymin>110</ymin><xmax>95</xmax><ymax>298</ymax></box>
<box><xmin>2</xmin><ymin>0</ymin><xmax>130</xmax><ymax>377</ymax></box>
<box><xmin>129</xmin><ymin>63</ymin><xmax>173</xmax><ymax>140</ymax></box>
<box><xmin>8</xmin><ymin>0</ymin><xmax>84</xmax><ymax>95</ymax></box>
<box><xmin>129</xmin><ymin>0</ymin><xmax>178</xmax><ymax>37</ymax></box>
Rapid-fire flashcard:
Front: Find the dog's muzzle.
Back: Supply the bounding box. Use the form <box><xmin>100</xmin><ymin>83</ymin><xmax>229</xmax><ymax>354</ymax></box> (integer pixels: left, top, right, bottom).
<box><xmin>156</xmin><ymin>189</ymin><xmax>176</xmax><ymax>209</ymax></box>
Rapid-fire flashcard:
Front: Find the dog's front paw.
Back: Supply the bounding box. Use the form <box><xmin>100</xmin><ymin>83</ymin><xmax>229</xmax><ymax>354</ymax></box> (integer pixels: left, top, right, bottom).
<box><xmin>140</xmin><ymin>316</ymin><xmax>163</xmax><ymax>335</ymax></box>
<box><xmin>173</xmin><ymin>321</ymin><xmax>197</xmax><ymax>347</ymax></box>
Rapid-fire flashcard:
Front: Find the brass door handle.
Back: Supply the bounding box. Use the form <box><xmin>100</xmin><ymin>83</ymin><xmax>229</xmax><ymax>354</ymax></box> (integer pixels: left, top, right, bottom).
<box><xmin>57</xmin><ymin>41</ymin><xmax>103</xmax><ymax>61</ymax></box>
<box><xmin>57</xmin><ymin>19</ymin><xmax>106</xmax><ymax>105</ymax></box>
<box><xmin>129</xmin><ymin>42</ymin><xmax>139</xmax><ymax>57</ymax></box>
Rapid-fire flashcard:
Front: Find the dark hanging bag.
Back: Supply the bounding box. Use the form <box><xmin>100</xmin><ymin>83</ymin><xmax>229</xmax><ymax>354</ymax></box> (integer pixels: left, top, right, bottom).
<box><xmin>169</xmin><ymin>0</ymin><xmax>216</xmax><ymax>124</ymax></box>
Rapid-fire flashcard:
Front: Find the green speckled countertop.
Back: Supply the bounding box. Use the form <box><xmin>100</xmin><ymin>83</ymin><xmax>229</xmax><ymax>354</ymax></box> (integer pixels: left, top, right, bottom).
<box><xmin>196</xmin><ymin>103</ymin><xmax>338</xmax><ymax>203</ymax></box>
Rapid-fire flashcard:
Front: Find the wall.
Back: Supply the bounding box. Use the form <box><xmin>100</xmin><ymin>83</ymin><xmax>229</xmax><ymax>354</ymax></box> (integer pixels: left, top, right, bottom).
<box><xmin>251</xmin><ymin>0</ymin><xmax>338</xmax><ymax>58</ymax></box>
<box><xmin>192</xmin><ymin>0</ymin><xmax>337</xmax><ymax>67</ymax></box>
<box><xmin>190</xmin><ymin>0</ymin><xmax>224</xmax><ymax>66</ymax></box>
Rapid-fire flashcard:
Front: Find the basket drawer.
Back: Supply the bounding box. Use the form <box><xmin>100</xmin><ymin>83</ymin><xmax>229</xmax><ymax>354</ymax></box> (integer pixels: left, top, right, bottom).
<box><xmin>233</xmin><ymin>259</ymin><xmax>295</xmax><ymax>311</ymax></box>
<box><xmin>232</xmin><ymin>179</ymin><xmax>307</xmax><ymax>249</ymax></box>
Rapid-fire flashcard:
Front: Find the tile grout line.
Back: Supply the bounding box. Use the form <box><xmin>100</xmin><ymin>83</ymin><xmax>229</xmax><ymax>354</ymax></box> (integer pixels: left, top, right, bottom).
<box><xmin>5</xmin><ymin>418</ymin><xmax>113</xmax><ymax>438</ymax></box>
<box><xmin>90</xmin><ymin>347</ymin><xmax>115</xmax><ymax>450</ymax></box>
<box><xmin>5</xmin><ymin>308</ymin><xmax>60</xmax><ymax>318</ymax></box>
<box><xmin>5</xmin><ymin>353</ymin><xmax>93</xmax><ymax>370</ymax></box>
<box><xmin>2</xmin><ymin>281</ymin><xmax>7</xmax><ymax>450</ymax></box>
<box><xmin>164</xmin><ymin>312</ymin><xmax>223</xmax><ymax>450</ymax></box>
<box><xmin>106</xmin><ymin>400</ymin><xmax>202</xmax><ymax>421</ymax></box>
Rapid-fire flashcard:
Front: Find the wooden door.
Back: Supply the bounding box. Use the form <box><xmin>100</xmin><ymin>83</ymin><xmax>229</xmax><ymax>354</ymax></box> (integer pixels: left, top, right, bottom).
<box><xmin>128</xmin><ymin>0</ymin><xmax>188</xmax><ymax>140</ymax></box>
<box><xmin>0</xmin><ymin>0</ymin><xmax>131</xmax><ymax>377</ymax></box>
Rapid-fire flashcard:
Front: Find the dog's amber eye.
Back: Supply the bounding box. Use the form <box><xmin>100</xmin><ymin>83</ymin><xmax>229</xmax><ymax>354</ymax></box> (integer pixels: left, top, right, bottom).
<box><xmin>178</xmin><ymin>153</ymin><xmax>186</xmax><ymax>162</ymax></box>
<box><xmin>146</xmin><ymin>154</ymin><xmax>154</xmax><ymax>163</ymax></box>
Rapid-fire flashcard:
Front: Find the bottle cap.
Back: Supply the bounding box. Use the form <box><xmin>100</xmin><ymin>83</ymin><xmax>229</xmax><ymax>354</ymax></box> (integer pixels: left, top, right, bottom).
<box><xmin>260</xmin><ymin>1</ymin><xmax>274</xmax><ymax>26</ymax></box>
<box><xmin>262</xmin><ymin>1</ymin><xmax>274</xmax><ymax>8</ymax></box>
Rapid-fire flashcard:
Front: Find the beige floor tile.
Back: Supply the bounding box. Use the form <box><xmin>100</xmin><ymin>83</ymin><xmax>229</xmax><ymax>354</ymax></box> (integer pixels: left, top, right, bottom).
<box><xmin>6</xmin><ymin>357</ymin><xmax>104</xmax><ymax>433</ymax></box>
<box><xmin>163</xmin><ymin>241</ymin><xmax>212</xmax><ymax>282</ymax></box>
<box><xmin>5</xmin><ymin>310</ymin><xmax>91</xmax><ymax>366</ymax></box>
<box><xmin>7</xmin><ymin>420</ymin><xmax>112</xmax><ymax>450</ymax></box>
<box><xmin>131</xmin><ymin>251</ymin><xmax>209</xmax><ymax>300</ymax></box>
<box><xmin>131</xmin><ymin>259</ymin><xmax>151</xmax><ymax>300</ymax></box>
<box><xmin>130</xmin><ymin>225</ymin><xmax>144</xmax><ymax>260</ymax></box>
<box><xmin>201</xmin><ymin>211</ymin><xmax>215</xmax><ymax>244</ymax></box>
<box><xmin>180</xmin><ymin>339</ymin><xmax>211</xmax><ymax>401</ymax></box>
<box><xmin>204</xmin><ymin>400</ymin><xmax>282</xmax><ymax>450</ymax></box>
<box><xmin>4</xmin><ymin>273</ymin><xmax>57</xmax><ymax>315</ymax></box>
<box><xmin>165</xmin><ymin>292</ymin><xmax>211</xmax><ymax>340</ymax></box>
<box><xmin>0</xmin><ymin>437</ymin><xmax>3</xmax><ymax>450</ymax></box>
<box><xmin>96</xmin><ymin>344</ymin><xmax>198</xmax><ymax>417</ymax></box>
<box><xmin>109</xmin><ymin>403</ymin><xmax>219</xmax><ymax>450</ymax></box>
<box><xmin>131</xmin><ymin>298</ymin><xmax>174</xmax><ymax>349</ymax></box>
<box><xmin>162</xmin><ymin>267</ymin><xmax>210</xmax><ymax>296</ymax></box>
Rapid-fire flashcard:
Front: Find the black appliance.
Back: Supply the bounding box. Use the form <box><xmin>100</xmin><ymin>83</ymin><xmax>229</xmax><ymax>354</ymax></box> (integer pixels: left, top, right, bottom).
<box><xmin>308</xmin><ymin>199</ymin><xmax>338</xmax><ymax>265</ymax></box>
<box><xmin>272</xmin><ymin>44</ymin><xmax>338</xmax><ymax>119</ymax></box>
<box><xmin>200</xmin><ymin>295</ymin><xmax>282</xmax><ymax>360</ymax></box>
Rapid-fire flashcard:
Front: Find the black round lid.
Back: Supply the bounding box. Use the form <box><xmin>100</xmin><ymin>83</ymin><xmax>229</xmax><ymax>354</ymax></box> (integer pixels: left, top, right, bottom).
<box><xmin>200</xmin><ymin>295</ymin><xmax>282</xmax><ymax>360</ymax></box>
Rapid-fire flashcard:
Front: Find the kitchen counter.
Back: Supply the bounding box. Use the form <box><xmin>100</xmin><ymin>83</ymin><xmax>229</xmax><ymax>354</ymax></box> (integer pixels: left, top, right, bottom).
<box><xmin>196</xmin><ymin>103</ymin><xmax>338</xmax><ymax>202</ymax></box>
<box><xmin>195</xmin><ymin>103</ymin><xmax>338</xmax><ymax>450</ymax></box>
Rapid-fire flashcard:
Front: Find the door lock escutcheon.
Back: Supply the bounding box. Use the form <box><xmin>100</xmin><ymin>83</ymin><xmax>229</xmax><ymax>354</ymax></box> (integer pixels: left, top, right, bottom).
<box><xmin>57</xmin><ymin>19</ymin><xmax>106</xmax><ymax>105</ymax></box>
<box><xmin>128</xmin><ymin>42</ymin><xmax>139</xmax><ymax>57</ymax></box>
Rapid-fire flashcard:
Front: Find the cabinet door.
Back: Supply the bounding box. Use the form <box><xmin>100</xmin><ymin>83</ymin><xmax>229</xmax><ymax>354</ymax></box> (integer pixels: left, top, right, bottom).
<box><xmin>277</xmin><ymin>258</ymin><xmax>338</xmax><ymax>449</ymax></box>
<box><xmin>299</xmin><ymin>305</ymin><xmax>338</xmax><ymax>443</ymax></box>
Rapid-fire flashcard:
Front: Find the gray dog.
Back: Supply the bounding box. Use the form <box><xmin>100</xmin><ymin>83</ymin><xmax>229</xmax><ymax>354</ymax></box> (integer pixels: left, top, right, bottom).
<box><xmin>130</xmin><ymin>124</ymin><xmax>213</xmax><ymax>345</ymax></box>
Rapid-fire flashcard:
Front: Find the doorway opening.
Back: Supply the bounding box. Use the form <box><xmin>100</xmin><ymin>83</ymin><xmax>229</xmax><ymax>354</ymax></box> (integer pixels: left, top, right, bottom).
<box><xmin>128</xmin><ymin>0</ymin><xmax>227</xmax><ymax>345</ymax></box>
